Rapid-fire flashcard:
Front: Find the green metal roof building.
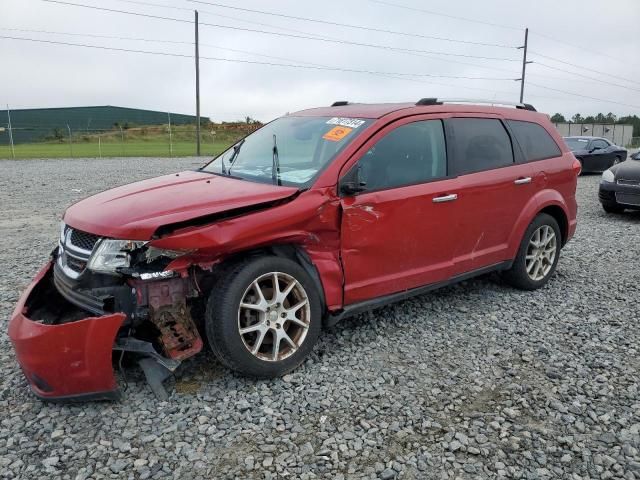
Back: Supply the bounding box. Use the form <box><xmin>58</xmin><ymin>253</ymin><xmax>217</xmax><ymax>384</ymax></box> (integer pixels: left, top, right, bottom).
<box><xmin>0</xmin><ymin>105</ymin><xmax>209</xmax><ymax>145</ymax></box>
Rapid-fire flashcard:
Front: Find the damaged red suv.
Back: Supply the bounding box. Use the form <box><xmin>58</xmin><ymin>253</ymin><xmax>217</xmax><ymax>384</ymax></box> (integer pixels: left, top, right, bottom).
<box><xmin>9</xmin><ymin>99</ymin><xmax>579</xmax><ymax>401</ymax></box>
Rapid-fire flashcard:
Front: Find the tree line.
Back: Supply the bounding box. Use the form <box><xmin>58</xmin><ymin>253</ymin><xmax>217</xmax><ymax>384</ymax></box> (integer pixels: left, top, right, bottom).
<box><xmin>550</xmin><ymin>113</ymin><xmax>640</xmax><ymax>136</ymax></box>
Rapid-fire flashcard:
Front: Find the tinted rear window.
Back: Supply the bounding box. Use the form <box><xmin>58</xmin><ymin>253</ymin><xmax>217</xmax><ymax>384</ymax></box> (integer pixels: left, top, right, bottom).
<box><xmin>448</xmin><ymin>118</ymin><xmax>514</xmax><ymax>174</ymax></box>
<box><xmin>508</xmin><ymin>120</ymin><xmax>561</xmax><ymax>162</ymax></box>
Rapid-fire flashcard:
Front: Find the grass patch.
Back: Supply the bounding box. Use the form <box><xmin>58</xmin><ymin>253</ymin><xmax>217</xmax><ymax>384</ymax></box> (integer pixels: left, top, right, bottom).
<box><xmin>0</xmin><ymin>124</ymin><xmax>248</xmax><ymax>159</ymax></box>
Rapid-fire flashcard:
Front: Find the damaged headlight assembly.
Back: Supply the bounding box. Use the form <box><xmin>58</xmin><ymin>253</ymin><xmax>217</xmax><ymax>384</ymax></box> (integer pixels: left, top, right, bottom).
<box><xmin>87</xmin><ymin>240</ymin><xmax>187</xmax><ymax>277</ymax></box>
<box><xmin>87</xmin><ymin>240</ymin><xmax>146</xmax><ymax>274</ymax></box>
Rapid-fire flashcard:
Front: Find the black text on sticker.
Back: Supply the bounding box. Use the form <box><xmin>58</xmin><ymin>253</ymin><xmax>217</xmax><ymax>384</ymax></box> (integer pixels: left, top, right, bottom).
<box><xmin>326</xmin><ymin>117</ymin><xmax>366</xmax><ymax>129</ymax></box>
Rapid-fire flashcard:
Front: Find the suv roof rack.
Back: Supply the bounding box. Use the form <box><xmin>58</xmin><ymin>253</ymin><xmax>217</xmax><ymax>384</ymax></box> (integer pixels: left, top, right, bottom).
<box><xmin>331</xmin><ymin>101</ymin><xmax>350</xmax><ymax>107</ymax></box>
<box><xmin>415</xmin><ymin>98</ymin><xmax>537</xmax><ymax>112</ymax></box>
<box><xmin>415</xmin><ymin>98</ymin><xmax>443</xmax><ymax>106</ymax></box>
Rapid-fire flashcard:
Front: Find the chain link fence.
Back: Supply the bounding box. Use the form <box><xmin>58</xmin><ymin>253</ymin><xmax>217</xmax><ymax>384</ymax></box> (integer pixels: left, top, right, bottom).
<box><xmin>0</xmin><ymin>120</ymin><xmax>257</xmax><ymax>159</ymax></box>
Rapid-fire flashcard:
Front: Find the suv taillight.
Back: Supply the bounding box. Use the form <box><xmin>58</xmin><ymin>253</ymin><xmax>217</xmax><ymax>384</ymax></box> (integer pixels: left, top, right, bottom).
<box><xmin>572</xmin><ymin>158</ymin><xmax>582</xmax><ymax>176</ymax></box>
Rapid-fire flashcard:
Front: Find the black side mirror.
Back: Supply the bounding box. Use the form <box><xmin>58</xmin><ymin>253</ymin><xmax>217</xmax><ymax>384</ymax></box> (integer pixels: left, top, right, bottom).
<box><xmin>340</xmin><ymin>165</ymin><xmax>367</xmax><ymax>195</ymax></box>
<box><xmin>340</xmin><ymin>181</ymin><xmax>367</xmax><ymax>195</ymax></box>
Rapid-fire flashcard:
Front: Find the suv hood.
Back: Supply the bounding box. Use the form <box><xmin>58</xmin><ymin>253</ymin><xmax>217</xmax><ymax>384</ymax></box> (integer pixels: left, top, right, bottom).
<box><xmin>63</xmin><ymin>171</ymin><xmax>299</xmax><ymax>240</ymax></box>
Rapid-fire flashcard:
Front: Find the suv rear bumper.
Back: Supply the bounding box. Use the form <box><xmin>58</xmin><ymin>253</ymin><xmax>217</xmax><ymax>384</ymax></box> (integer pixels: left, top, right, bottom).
<box><xmin>8</xmin><ymin>262</ymin><xmax>125</xmax><ymax>401</ymax></box>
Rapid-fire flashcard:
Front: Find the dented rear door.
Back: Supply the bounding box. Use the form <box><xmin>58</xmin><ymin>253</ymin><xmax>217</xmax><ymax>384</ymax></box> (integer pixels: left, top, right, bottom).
<box><xmin>445</xmin><ymin>116</ymin><xmax>537</xmax><ymax>274</ymax></box>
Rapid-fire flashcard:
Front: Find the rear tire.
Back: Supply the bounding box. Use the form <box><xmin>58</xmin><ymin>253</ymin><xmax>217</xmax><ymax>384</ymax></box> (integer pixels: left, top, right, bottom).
<box><xmin>205</xmin><ymin>256</ymin><xmax>322</xmax><ymax>378</ymax></box>
<box><xmin>502</xmin><ymin>213</ymin><xmax>561</xmax><ymax>290</ymax></box>
<box><xmin>602</xmin><ymin>203</ymin><xmax>625</xmax><ymax>214</ymax></box>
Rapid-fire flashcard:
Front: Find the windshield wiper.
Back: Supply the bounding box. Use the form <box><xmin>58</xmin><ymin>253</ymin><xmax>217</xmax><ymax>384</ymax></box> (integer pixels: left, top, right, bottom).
<box><xmin>272</xmin><ymin>134</ymin><xmax>281</xmax><ymax>186</ymax></box>
<box><xmin>226</xmin><ymin>139</ymin><xmax>245</xmax><ymax>176</ymax></box>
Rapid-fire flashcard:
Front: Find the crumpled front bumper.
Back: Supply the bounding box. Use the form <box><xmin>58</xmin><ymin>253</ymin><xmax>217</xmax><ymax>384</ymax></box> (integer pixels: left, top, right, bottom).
<box><xmin>8</xmin><ymin>262</ymin><xmax>126</xmax><ymax>401</ymax></box>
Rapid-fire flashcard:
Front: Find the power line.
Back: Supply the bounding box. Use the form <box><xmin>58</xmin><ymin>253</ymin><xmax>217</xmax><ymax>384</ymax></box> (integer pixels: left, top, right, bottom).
<box><xmin>0</xmin><ymin>27</ymin><xmax>193</xmax><ymax>45</ymax></box>
<box><xmin>531</xmin><ymin>61</ymin><xmax>640</xmax><ymax>93</ymax></box>
<box><xmin>525</xmin><ymin>70</ymin><xmax>640</xmax><ymax>89</ymax></box>
<box><xmin>0</xmin><ymin>34</ymin><xmax>518</xmax><ymax>80</ymax></box>
<box><xmin>366</xmin><ymin>0</ymin><xmax>632</xmax><ymax>66</ymax></box>
<box><xmin>365</xmin><ymin>0</ymin><xmax>521</xmax><ymax>31</ymax></box>
<box><xmin>0</xmin><ymin>33</ymin><xmax>577</xmax><ymax>103</ymax></box>
<box><xmin>39</xmin><ymin>0</ymin><xmax>521</xmax><ymax>61</ymax></box>
<box><xmin>0</xmin><ymin>27</ymin><xmax>341</xmax><ymax>66</ymax></box>
<box><xmin>187</xmin><ymin>0</ymin><xmax>516</xmax><ymax>49</ymax></box>
<box><xmin>527</xmin><ymin>81</ymin><xmax>640</xmax><ymax>110</ymax></box>
<box><xmin>367</xmin><ymin>0</ymin><xmax>636</xmax><ymax>71</ymax></box>
<box><xmin>107</xmin><ymin>0</ymin><xmax>523</xmax><ymax>77</ymax></box>
<box><xmin>530</xmin><ymin>31</ymin><xmax>629</xmax><ymax>66</ymax></box>
<box><xmin>0</xmin><ymin>28</ymin><xmax>530</xmax><ymax>99</ymax></box>
<box><xmin>529</xmin><ymin>50</ymin><xmax>640</xmax><ymax>87</ymax></box>
<box><xmin>36</xmin><ymin>0</ymin><xmax>526</xmax><ymax>77</ymax></box>
<box><xmin>109</xmin><ymin>0</ymin><xmax>333</xmax><ymax>41</ymax></box>
<box><xmin>111</xmin><ymin>0</ymin><xmax>191</xmax><ymax>11</ymax></box>
<box><xmin>28</xmin><ymin>0</ymin><xmax>638</xmax><ymax>111</ymax></box>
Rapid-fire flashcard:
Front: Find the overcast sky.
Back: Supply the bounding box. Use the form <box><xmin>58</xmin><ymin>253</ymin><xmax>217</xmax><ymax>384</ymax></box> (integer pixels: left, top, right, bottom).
<box><xmin>1</xmin><ymin>0</ymin><xmax>639</xmax><ymax>122</ymax></box>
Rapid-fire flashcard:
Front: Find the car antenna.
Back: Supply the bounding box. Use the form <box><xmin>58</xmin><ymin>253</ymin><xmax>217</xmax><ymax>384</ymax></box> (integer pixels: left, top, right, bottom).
<box><xmin>272</xmin><ymin>134</ymin><xmax>281</xmax><ymax>186</ymax></box>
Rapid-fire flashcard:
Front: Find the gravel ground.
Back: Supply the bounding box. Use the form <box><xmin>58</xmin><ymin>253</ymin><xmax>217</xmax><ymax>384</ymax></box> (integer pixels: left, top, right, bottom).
<box><xmin>1</xmin><ymin>157</ymin><xmax>639</xmax><ymax>480</ymax></box>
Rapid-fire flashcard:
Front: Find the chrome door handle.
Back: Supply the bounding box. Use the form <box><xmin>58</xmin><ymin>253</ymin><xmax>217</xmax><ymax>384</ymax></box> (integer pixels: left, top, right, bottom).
<box><xmin>432</xmin><ymin>193</ymin><xmax>458</xmax><ymax>203</ymax></box>
<box><xmin>514</xmin><ymin>177</ymin><xmax>532</xmax><ymax>185</ymax></box>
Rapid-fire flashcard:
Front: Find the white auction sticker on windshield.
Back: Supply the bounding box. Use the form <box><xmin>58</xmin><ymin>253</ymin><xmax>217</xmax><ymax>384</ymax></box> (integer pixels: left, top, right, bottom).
<box><xmin>326</xmin><ymin>117</ymin><xmax>366</xmax><ymax>129</ymax></box>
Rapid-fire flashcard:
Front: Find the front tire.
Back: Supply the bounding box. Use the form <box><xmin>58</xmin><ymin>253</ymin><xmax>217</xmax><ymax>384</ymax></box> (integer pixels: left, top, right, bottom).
<box><xmin>502</xmin><ymin>213</ymin><xmax>561</xmax><ymax>290</ymax></box>
<box><xmin>205</xmin><ymin>256</ymin><xmax>322</xmax><ymax>378</ymax></box>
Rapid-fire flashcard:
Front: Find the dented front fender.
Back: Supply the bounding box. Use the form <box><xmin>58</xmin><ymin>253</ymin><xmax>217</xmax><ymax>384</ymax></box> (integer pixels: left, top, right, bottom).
<box><xmin>150</xmin><ymin>188</ymin><xmax>345</xmax><ymax>310</ymax></box>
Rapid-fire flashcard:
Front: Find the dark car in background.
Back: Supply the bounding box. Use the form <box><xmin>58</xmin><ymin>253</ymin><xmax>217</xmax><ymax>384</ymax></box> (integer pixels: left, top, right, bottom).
<box><xmin>599</xmin><ymin>151</ymin><xmax>640</xmax><ymax>213</ymax></box>
<box><xmin>564</xmin><ymin>136</ymin><xmax>627</xmax><ymax>173</ymax></box>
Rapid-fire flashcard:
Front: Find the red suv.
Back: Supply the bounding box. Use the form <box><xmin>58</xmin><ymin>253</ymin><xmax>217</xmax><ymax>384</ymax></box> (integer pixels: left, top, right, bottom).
<box><xmin>9</xmin><ymin>99</ymin><xmax>579</xmax><ymax>401</ymax></box>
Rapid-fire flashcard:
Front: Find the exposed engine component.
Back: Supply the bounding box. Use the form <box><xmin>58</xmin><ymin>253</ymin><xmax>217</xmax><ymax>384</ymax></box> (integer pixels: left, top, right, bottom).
<box><xmin>145</xmin><ymin>278</ymin><xmax>203</xmax><ymax>361</ymax></box>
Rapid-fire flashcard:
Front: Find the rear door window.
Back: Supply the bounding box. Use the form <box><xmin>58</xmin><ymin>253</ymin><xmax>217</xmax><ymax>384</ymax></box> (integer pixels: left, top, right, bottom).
<box><xmin>507</xmin><ymin>120</ymin><xmax>562</xmax><ymax>162</ymax></box>
<box><xmin>448</xmin><ymin>118</ymin><xmax>514</xmax><ymax>175</ymax></box>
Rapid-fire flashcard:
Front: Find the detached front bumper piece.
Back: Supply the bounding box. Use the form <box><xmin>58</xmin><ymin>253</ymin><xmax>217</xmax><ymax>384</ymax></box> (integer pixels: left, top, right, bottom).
<box><xmin>8</xmin><ymin>262</ymin><xmax>126</xmax><ymax>401</ymax></box>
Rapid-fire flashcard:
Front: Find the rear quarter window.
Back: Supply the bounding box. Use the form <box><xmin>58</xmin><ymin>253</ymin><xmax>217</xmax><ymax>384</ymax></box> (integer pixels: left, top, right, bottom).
<box><xmin>507</xmin><ymin>120</ymin><xmax>562</xmax><ymax>162</ymax></box>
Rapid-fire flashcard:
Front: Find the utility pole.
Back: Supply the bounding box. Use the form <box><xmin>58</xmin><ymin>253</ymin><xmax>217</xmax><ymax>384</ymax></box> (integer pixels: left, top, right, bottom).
<box><xmin>517</xmin><ymin>28</ymin><xmax>532</xmax><ymax>104</ymax></box>
<box><xmin>119</xmin><ymin>125</ymin><xmax>125</xmax><ymax>156</ymax></box>
<box><xmin>66</xmin><ymin>124</ymin><xmax>73</xmax><ymax>157</ymax></box>
<box><xmin>6</xmin><ymin>105</ymin><xmax>15</xmax><ymax>159</ymax></box>
<box><xmin>167</xmin><ymin>111</ymin><xmax>173</xmax><ymax>157</ymax></box>
<box><xmin>194</xmin><ymin>9</ymin><xmax>201</xmax><ymax>157</ymax></box>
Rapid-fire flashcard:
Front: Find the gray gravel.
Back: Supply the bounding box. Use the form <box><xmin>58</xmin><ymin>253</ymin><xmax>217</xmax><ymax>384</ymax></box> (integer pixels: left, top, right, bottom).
<box><xmin>1</xmin><ymin>157</ymin><xmax>639</xmax><ymax>479</ymax></box>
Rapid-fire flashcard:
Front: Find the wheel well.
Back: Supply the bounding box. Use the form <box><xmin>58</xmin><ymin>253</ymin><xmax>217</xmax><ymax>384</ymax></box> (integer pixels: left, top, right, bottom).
<box><xmin>204</xmin><ymin>245</ymin><xmax>328</xmax><ymax>316</ymax></box>
<box><xmin>539</xmin><ymin>205</ymin><xmax>568</xmax><ymax>246</ymax></box>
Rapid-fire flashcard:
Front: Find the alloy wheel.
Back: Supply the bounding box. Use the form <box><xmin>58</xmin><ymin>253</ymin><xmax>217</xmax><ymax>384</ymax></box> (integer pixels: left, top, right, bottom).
<box><xmin>525</xmin><ymin>225</ymin><xmax>557</xmax><ymax>281</ymax></box>
<box><xmin>237</xmin><ymin>272</ymin><xmax>311</xmax><ymax>362</ymax></box>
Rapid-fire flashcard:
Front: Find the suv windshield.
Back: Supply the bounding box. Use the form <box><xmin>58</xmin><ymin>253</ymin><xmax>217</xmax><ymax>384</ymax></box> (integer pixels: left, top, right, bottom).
<box><xmin>202</xmin><ymin>116</ymin><xmax>372</xmax><ymax>187</ymax></box>
<box><xmin>564</xmin><ymin>138</ymin><xmax>590</xmax><ymax>151</ymax></box>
